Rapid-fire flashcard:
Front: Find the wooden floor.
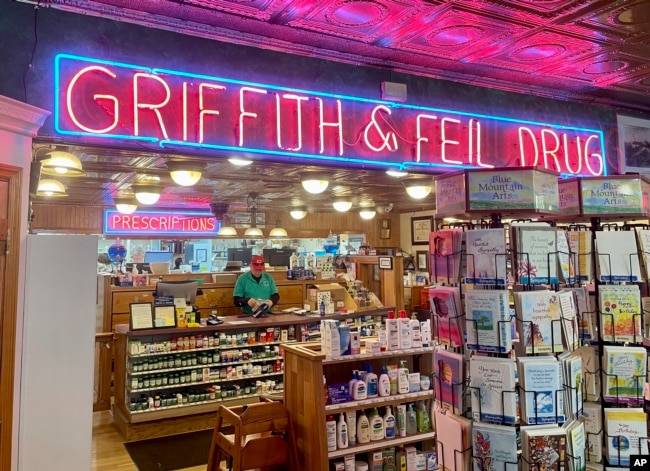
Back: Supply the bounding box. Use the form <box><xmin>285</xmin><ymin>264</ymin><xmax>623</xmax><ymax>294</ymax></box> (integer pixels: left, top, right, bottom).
<box><xmin>92</xmin><ymin>410</ymin><xmax>207</xmax><ymax>471</ymax></box>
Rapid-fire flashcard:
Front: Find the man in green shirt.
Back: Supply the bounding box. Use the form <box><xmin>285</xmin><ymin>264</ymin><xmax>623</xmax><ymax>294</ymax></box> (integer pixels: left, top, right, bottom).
<box><xmin>233</xmin><ymin>255</ymin><xmax>280</xmax><ymax>315</ymax></box>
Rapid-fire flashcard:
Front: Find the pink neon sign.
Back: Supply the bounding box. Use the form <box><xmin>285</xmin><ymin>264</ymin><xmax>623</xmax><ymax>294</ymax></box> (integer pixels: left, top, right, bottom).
<box><xmin>104</xmin><ymin>210</ymin><xmax>217</xmax><ymax>236</ymax></box>
<box><xmin>54</xmin><ymin>54</ymin><xmax>606</xmax><ymax>176</ymax></box>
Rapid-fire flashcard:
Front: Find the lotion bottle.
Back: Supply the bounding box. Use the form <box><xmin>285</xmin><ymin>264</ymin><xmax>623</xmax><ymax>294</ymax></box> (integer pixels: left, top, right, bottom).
<box><xmin>378</xmin><ymin>366</ymin><xmax>391</xmax><ymax>397</ymax></box>
<box><xmin>326</xmin><ymin>415</ymin><xmax>337</xmax><ymax>451</ymax></box>
<box><xmin>337</xmin><ymin>413</ymin><xmax>348</xmax><ymax>449</ymax></box>
<box><xmin>369</xmin><ymin>407</ymin><xmax>384</xmax><ymax>441</ymax></box>
<box><xmin>365</xmin><ymin>365</ymin><xmax>378</xmax><ymax>398</ymax></box>
<box><xmin>398</xmin><ymin>310</ymin><xmax>411</xmax><ymax>349</ymax></box>
<box><xmin>383</xmin><ymin>406</ymin><xmax>396</xmax><ymax>439</ymax></box>
<box><xmin>356</xmin><ymin>410</ymin><xmax>370</xmax><ymax>444</ymax></box>
<box><xmin>345</xmin><ymin>411</ymin><xmax>357</xmax><ymax>446</ymax></box>
<box><xmin>352</xmin><ymin>373</ymin><xmax>367</xmax><ymax>401</ymax></box>
<box><xmin>385</xmin><ymin>310</ymin><xmax>399</xmax><ymax>351</ymax></box>
<box><xmin>420</xmin><ymin>319</ymin><xmax>431</xmax><ymax>347</ymax></box>
<box><xmin>410</xmin><ymin>313</ymin><xmax>422</xmax><ymax>348</ymax></box>
<box><xmin>395</xmin><ymin>404</ymin><xmax>407</xmax><ymax>437</ymax></box>
<box><xmin>397</xmin><ymin>361</ymin><xmax>410</xmax><ymax>394</ymax></box>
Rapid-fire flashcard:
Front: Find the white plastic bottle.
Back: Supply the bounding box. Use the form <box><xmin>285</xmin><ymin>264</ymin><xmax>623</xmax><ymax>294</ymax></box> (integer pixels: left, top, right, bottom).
<box><xmin>365</xmin><ymin>366</ymin><xmax>378</xmax><ymax>398</ymax></box>
<box><xmin>337</xmin><ymin>413</ymin><xmax>349</xmax><ymax>449</ymax></box>
<box><xmin>383</xmin><ymin>406</ymin><xmax>396</xmax><ymax>439</ymax></box>
<box><xmin>369</xmin><ymin>407</ymin><xmax>384</xmax><ymax>441</ymax></box>
<box><xmin>398</xmin><ymin>309</ymin><xmax>411</xmax><ymax>349</ymax></box>
<box><xmin>306</xmin><ymin>252</ymin><xmax>315</xmax><ymax>269</ymax></box>
<box><xmin>345</xmin><ymin>411</ymin><xmax>357</xmax><ymax>446</ymax></box>
<box><xmin>349</xmin><ymin>370</ymin><xmax>359</xmax><ymax>396</ymax></box>
<box><xmin>352</xmin><ymin>373</ymin><xmax>367</xmax><ymax>400</ymax></box>
<box><xmin>410</xmin><ymin>313</ymin><xmax>422</xmax><ymax>348</ymax></box>
<box><xmin>385</xmin><ymin>310</ymin><xmax>399</xmax><ymax>351</ymax></box>
<box><xmin>378</xmin><ymin>326</ymin><xmax>387</xmax><ymax>352</ymax></box>
<box><xmin>326</xmin><ymin>415</ymin><xmax>337</xmax><ymax>451</ymax></box>
<box><xmin>289</xmin><ymin>251</ymin><xmax>298</xmax><ymax>269</ymax></box>
<box><xmin>378</xmin><ymin>366</ymin><xmax>391</xmax><ymax>397</ymax></box>
<box><xmin>397</xmin><ymin>361</ymin><xmax>410</xmax><ymax>394</ymax></box>
<box><xmin>356</xmin><ymin>410</ymin><xmax>370</xmax><ymax>444</ymax></box>
<box><xmin>420</xmin><ymin>319</ymin><xmax>431</xmax><ymax>347</ymax></box>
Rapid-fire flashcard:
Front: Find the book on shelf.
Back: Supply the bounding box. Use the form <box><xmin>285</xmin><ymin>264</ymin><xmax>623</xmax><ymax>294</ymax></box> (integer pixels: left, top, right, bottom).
<box><xmin>471</xmin><ymin>422</ymin><xmax>518</xmax><ymax>471</ymax></box>
<box><xmin>511</xmin><ymin>223</ymin><xmax>558</xmax><ymax>285</ymax></box>
<box><xmin>434</xmin><ymin>408</ymin><xmax>472</xmax><ymax>471</ymax></box>
<box><xmin>521</xmin><ymin>424</ymin><xmax>567</xmax><ymax>471</ymax></box>
<box><xmin>557</xmin><ymin>229</ymin><xmax>576</xmax><ymax>284</ymax></box>
<box><xmin>559</xmin><ymin>352</ymin><xmax>583</xmax><ymax>421</ymax></box>
<box><xmin>434</xmin><ymin>349</ymin><xmax>465</xmax><ymax>415</ymax></box>
<box><xmin>429</xmin><ymin>229</ymin><xmax>463</xmax><ymax>285</ymax></box>
<box><xmin>566</xmin><ymin>230</ymin><xmax>593</xmax><ymax>282</ymax></box>
<box><xmin>563</xmin><ymin>419</ymin><xmax>586</xmax><ymax>471</ymax></box>
<box><xmin>601</xmin><ymin>345</ymin><xmax>646</xmax><ymax>405</ymax></box>
<box><xmin>558</xmin><ymin>289</ymin><xmax>580</xmax><ymax>351</ymax></box>
<box><xmin>595</xmin><ymin>230</ymin><xmax>642</xmax><ymax>282</ymax></box>
<box><xmin>514</xmin><ymin>290</ymin><xmax>564</xmax><ymax>354</ymax></box>
<box><xmin>465</xmin><ymin>228</ymin><xmax>507</xmax><ymax>285</ymax></box>
<box><xmin>469</xmin><ymin>356</ymin><xmax>517</xmax><ymax>425</ymax></box>
<box><xmin>518</xmin><ymin>357</ymin><xmax>565</xmax><ymax>425</ymax></box>
<box><xmin>582</xmin><ymin>402</ymin><xmax>602</xmax><ymax>463</ymax></box>
<box><xmin>598</xmin><ymin>284</ymin><xmax>642</xmax><ymax>343</ymax></box>
<box><xmin>464</xmin><ymin>289</ymin><xmax>512</xmax><ymax>353</ymax></box>
<box><xmin>429</xmin><ymin>286</ymin><xmax>464</xmax><ymax>348</ymax></box>
<box><xmin>604</xmin><ymin>408</ymin><xmax>648</xmax><ymax>466</ymax></box>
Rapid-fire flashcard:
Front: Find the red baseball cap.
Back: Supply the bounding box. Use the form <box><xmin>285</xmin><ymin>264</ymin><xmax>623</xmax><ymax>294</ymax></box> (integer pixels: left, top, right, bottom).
<box><xmin>250</xmin><ymin>255</ymin><xmax>265</xmax><ymax>268</ymax></box>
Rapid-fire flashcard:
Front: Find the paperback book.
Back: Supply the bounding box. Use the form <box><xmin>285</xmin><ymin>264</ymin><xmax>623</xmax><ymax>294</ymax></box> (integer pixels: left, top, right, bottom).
<box><xmin>511</xmin><ymin>224</ymin><xmax>558</xmax><ymax>285</ymax></box>
<box><xmin>595</xmin><ymin>230</ymin><xmax>642</xmax><ymax>282</ymax></box>
<box><xmin>518</xmin><ymin>357</ymin><xmax>565</xmax><ymax>424</ymax></box>
<box><xmin>434</xmin><ymin>349</ymin><xmax>465</xmax><ymax>415</ymax></box>
<box><xmin>472</xmin><ymin>423</ymin><xmax>518</xmax><ymax>471</ymax></box>
<box><xmin>429</xmin><ymin>286</ymin><xmax>464</xmax><ymax>348</ymax></box>
<box><xmin>465</xmin><ymin>289</ymin><xmax>512</xmax><ymax>353</ymax></box>
<box><xmin>602</xmin><ymin>345</ymin><xmax>646</xmax><ymax>405</ymax></box>
<box><xmin>469</xmin><ymin>356</ymin><xmax>518</xmax><ymax>425</ymax></box>
<box><xmin>514</xmin><ymin>290</ymin><xmax>564</xmax><ymax>354</ymax></box>
<box><xmin>465</xmin><ymin>228</ymin><xmax>508</xmax><ymax>285</ymax></box>
<box><xmin>604</xmin><ymin>408</ymin><xmax>648</xmax><ymax>466</ymax></box>
<box><xmin>521</xmin><ymin>425</ymin><xmax>567</xmax><ymax>471</ymax></box>
<box><xmin>598</xmin><ymin>284</ymin><xmax>642</xmax><ymax>343</ymax></box>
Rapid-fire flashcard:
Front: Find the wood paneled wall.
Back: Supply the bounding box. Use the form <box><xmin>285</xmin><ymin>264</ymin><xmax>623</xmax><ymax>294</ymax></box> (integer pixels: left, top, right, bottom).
<box><xmin>31</xmin><ymin>203</ymin><xmax>402</xmax><ymax>249</ymax></box>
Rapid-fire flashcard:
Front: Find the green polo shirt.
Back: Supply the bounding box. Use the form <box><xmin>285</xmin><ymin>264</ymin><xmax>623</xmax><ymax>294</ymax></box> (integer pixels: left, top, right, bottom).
<box><xmin>233</xmin><ymin>271</ymin><xmax>278</xmax><ymax>314</ymax></box>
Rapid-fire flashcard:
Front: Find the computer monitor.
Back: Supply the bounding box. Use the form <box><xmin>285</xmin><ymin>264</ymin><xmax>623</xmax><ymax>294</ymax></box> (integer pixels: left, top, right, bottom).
<box><xmin>262</xmin><ymin>248</ymin><xmax>295</xmax><ymax>268</ymax></box>
<box><xmin>144</xmin><ymin>251</ymin><xmax>174</xmax><ymax>264</ymax></box>
<box><xmin>227</xmin><ymin>247</ymin><xmax>253</xmax><ymax>266</ymax></box>
<box><xmin>155</xmin><ymin>281</ymin><xmax>198</xmax><ymax>305</ymax></box>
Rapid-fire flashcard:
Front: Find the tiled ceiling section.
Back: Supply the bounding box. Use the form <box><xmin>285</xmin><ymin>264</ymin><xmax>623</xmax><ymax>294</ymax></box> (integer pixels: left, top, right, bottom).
<box><xmin>26</xmin><ymin>0</ymin><xmax>650</xmax><ymax>213</ymax></box>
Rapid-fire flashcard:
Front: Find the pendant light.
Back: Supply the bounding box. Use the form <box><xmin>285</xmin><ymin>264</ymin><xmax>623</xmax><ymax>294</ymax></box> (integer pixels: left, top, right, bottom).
<box><xmin>359</xmin><ymin>207</ymin><xmax>377</xmax><ymax>220</ymax></box>
<box><xmin>228</xmin><ymin>157</ymin><xmax>253</xmax><ymax>166</ymax></box>
<box><xmin>217</xmin><ymin>225</ymin><xmax>238</xmax><ymax>236</ymax></box>
<box><xmin>290</xmin><ymin>206</ymin><xmax>308</xmax><ymax>220</ymax></box>
<box><xmin>40</xmin><ymin>150</ymin><xmax>85</xmax><ymax>176</ymax></box>
<box><xmin>133</xmin><ymin>183</ymin><xmax>161</xmax><ymax>205</ymax></box>
<box><xmin>404</xmin><ymin>179</ymin><xmax>433</xmax><ymax>199</ymax></box>
<box><xmin>386</xmin><ymin>168</ymin><xmax>408</xmax><ymax>178</ymax></box>
<box><xmin>167</xmin><ymin>161</ymin><xmax>204</xmax><ymax>187</ymax></box>
<box><xmin>269</xmin><ymin>219</ymin><xmax>289</xmax><ymax>238</ymax></box>
<box><xmin>300</xmin><ymin>173</ymin><xmax>329</xmax><ymax>194</ymax></box>
<box><xmin>332</xmin><ymin>200</ymin><xmax>353</xmax><ymax>212</ymax></box>
<box><xmin>36</xmin><ymin>178</ymin><xmax>67</xmax><ymax>197</ymax></box>
<box><xmin>114</xmin><ymin>196</ymin><xmax>138</xmax><ymax>214</ymax></box>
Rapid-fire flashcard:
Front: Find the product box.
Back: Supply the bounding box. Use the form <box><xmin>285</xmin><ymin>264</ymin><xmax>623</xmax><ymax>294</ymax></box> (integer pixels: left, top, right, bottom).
<box><xmin>415</xmin><ymin>453</ymin><xmax>427</xmax><ymax>471</ymax></box>
<box><xmin>332</xmin><ymin>462</ymin><xmax>345</xmax><ymax>471</ymax></box>
<box><xmin>405</xmin><ymin>446</ymin><xmax>417</xmax><ymax>471</ymax></box>
<box><xmin>321</xmin><ymin>320</ymin><xmax>341</xmax><ymax>359</ymax></box>
<box><xmin>327</xmin><ymin>382</ymin><xmax>349</xmax><ymax>404</ymax></box>
<box><xmin>368</xmin><ymin>451</ymin><xmax>383</xmax><ymax>471</ymax></box>
<box><xmin>408</xmin><ymin>373</ymin><xmax>421</xmax><ymax>393</ymax></box>
<box><xmin>309</xmin><ymin>283</ymin><xmax>358</xmax><ymax>310</ymax></box>
<box><xmin>382</xmin><ymin>447</ymin><xmax>396</xmax><ymax>471</ymax></box>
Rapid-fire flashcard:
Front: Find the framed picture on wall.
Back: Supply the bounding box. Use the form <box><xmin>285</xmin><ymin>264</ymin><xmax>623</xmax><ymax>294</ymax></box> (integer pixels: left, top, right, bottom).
<box><xmin>618</xmin><ymin>115</ymin><xmax>650</xmax><ymax>175</ymax></box>
<box><xmin>411</xmin><ymin>216</ymin><xmax>433</xmax><ymax>245</ymax></box>
<box><xmin>416</xmin><ymin>251</ymin><xmax>429</xmax><ymax>271</ymax></box>
<box><xmin>129</xmin><ymin>303</ymin><xmax>154</xmax><ymax>330</ymax></box>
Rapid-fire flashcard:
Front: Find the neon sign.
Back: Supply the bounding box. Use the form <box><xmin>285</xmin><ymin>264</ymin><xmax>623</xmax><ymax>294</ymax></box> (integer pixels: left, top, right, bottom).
<box><xmin>55</xmin><ymin>53</ymin><xmax>606</xmax><ymax>176</ymax></box>
<box><xmin>104</xmin><ymin>210</ymin><xmax>217</xmax><ymax>236</ymax></box>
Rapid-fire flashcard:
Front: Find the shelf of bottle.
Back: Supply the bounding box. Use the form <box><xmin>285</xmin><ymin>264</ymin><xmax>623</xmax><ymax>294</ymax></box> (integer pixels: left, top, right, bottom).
<box><xmin>323</xmin><ymin>346</ymin><xmax>436</xmax><ymax>364</ymax></box>
<box><xmin>328</xmin><ymin>431</ymin><xmax>436</xmax><ymax>459</ymax></box>
<box><xmin>128</xmin><ymin>355</ymin><xmax>283</xmax><ymax>376</ymax></box>
<box><xmin>325</xmin><ymin>390</ymin><xmax>434</xmax><ymax>413</ymax></box>
<box><xmin>128</xmin><ymin>340</ymin><xmax>291</xmax><ymax>359</ymax></box>
<box><xmin>127</xmin><ymin>371</ymin><xmax>283</xmax><ymax>394</ymax></box>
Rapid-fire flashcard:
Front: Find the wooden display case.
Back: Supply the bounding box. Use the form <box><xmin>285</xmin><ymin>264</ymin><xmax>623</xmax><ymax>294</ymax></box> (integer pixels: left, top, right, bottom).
<box><xmin>283</xmin><ymin>341</ymin><xmax>435</xmax><ymax>470</ymax></box>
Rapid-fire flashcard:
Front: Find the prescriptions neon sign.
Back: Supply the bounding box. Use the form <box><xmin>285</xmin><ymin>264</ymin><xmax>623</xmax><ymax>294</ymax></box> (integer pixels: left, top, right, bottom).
<box><xmin>104</xmin><ymin>210</ymin><xmax>218</xmax><ymax>236</ymax></box>
<box><xmin>55</xmin><ymin>53</ymin><xmax>606</xmax><ymax>176</ymax></box>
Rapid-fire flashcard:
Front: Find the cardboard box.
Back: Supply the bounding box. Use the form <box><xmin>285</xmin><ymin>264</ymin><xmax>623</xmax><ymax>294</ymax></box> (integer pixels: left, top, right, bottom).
<box><xmin>368</xmin><ymin>451</ymin><xmax>383</xmax><ymax>471</ymax></box>
<box><xmin>405</xmin><ymin>446</ymin><xmax>417</xmax><ymax>471</ymax></box>
<box><xmin>309</xmin><ymin>283</ymin><xmax>359</xmax><ymax>310</ymax></box>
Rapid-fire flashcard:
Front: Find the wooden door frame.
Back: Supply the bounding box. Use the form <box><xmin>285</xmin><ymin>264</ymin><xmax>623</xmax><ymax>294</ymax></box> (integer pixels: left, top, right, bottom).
<box><xmin>0</xmin><ymin>164</ymin><xmax>23</xmax><ymax>470</ymax></box>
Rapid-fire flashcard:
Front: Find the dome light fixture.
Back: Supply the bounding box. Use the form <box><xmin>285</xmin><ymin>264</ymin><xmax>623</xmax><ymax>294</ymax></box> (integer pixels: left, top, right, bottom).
<box><xmin>386</xmin><ymin>168</ymin><xmax>408</xmax><ymax>178</ymax></box>
<box><xmin>300</xmin><ymin>173</ymin><xmax>329</xmax><ymax>194</ymax></box>
<box><xmin>290</xmin><ymin>206</ymin><xmax>308</xmax><ymax>220</ymax></box>
<box><xmin>133</xmin><ymin>184</ymin><xmax>161</xmax><ymax>205</ymax></box>
<box><xmin>114</xmin><ymin>197</ymin><xmax>138</xmax><ymax>214</ymax></box>
<box><xmin>359</xmin><ymin>207</ymin><xmax>377</xmax><ymax>220</ymax></box>
<box><xmin>167</xmin><ymin>161</ymin><xmax>204</xmax><ymax>187</ymax></box>
<box><xmin>228</xmin><ymin>157</ymin><xmax>253</xmax><ymax>166</ymax></box>
<box><xmin>404</xmin><ymin>180</ymin><xmax>433</xmax><ymax>199</ymax></box>
<box><xmin>40</xmin><ymin>151</ymin><xmax>85</xmax><ymax>176</ymax></box>
<box><xmin>36</xmin><ymin>178</ymin><xmax>67</xmax><ymax>197</ymax></box>
<box><xmin>332</xmin><ymin>200</ymin><xmax>353</xmax><ymax>212</ymax></box>
<box><xmin>269</xmin><ymin>219</ymin><xmax>289</xmax><ymax>238</ymax></box>
<box><xmin>217</xmin><ymin>226</ymin><xmax>238</xmax><ymax>236</ymax></box>
<box><xmin>244</xmin><ymin>226</ymin><xmax>264</xmax><ymax>237</ymax></box>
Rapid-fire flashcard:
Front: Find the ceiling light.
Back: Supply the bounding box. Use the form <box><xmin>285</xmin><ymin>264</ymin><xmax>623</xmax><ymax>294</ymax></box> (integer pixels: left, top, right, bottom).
<box><xmin>114</xmin><ymin>197</ymin><xmax>138</xmax><ymax>214</ymax></box>
<box><xmin>217</xmin><ymin>226</ymin><xmax>238</xmax><ymax>236</ymax></box>
<box><xmin>404</xmin><ymin>180</ymin><xmax>433</xmax><ymax>199</ymax></box>
<box><xmin>40</xmin><ymin>151</ymin><xmax>85</xmax><ymax>176</ymax></box>
<box><xmin>36</xmin><ymin>179</ymin><xmax>67</xmax><ymax>197</ymax></box>
<box><xmin>228</xmin><ymin>157</ymin><xmax>253</xmax><ymax>166</ymax></box>
<box><xmin>301</xmin><ymin>173</ymin><xmax>329</xmax><ymax>194</ymax></box>
<box><xmin>290</xmin><ymin>206</ymin><xmax>308</xmax><ymax>220</ymax></box>
<box><xmin>167</xmin><ymin>162</ymin><xmax>204</xmax><ymax>187</ymax></box>
<box><xmin>359</xmin><ymin>208</ymin><xmax>377</xmax><ymax>220</ymax></box>
<box><xmin>269</xmin><ymin>219</ymin><xmax>289</xmax><ymax>238</ymax></box>
<box><xmin>332</xmin><ymin>200</ymin><xmax>353</xmax><ymax>212</ymax></box>
<box><xmin>386</xmin><ymin>169</ymin><xmax>408</xmax><ymax>178</ymax></box>
<box><xmin>244</xmin><ymin>226</ymin><xmax>264</xmax><ymax>237</ymax></box>
<box><xmin>133</xmin><ymin>184</ymin><xmax>161</xmax><ymax>205</ymax></box>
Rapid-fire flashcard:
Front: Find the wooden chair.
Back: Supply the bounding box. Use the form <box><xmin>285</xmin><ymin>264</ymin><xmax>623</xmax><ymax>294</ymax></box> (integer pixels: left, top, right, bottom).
<box><xmin>206</xmin><ymin>400</ymin><xmax>299</xmax><ymax>471</ymax></box>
